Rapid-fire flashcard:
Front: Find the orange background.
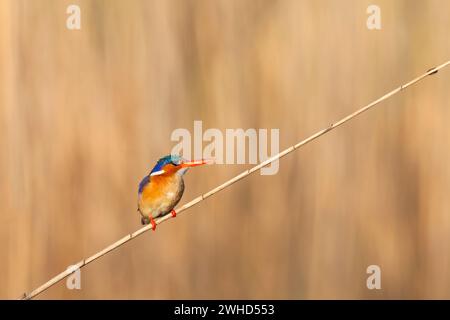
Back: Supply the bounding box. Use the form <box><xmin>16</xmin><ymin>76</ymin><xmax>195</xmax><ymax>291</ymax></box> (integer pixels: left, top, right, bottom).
<box><xmin>1</xmin><ymin>0</ymin><xmax>450</xmax><ymax>299</ymax></box>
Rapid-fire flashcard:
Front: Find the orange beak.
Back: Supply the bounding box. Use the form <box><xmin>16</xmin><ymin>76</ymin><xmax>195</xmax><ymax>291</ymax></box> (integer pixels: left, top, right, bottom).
<box><xmin>181</xmin><ymin>159</ymin><xmax>214</xmax><ymax>167</ymax></box>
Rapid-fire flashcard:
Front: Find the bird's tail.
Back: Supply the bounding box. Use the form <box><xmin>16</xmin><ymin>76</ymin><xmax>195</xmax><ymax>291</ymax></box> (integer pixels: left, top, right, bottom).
<box><xmin>141</xmin><ymin>216</ymin><xmax>150</xmax><ymax>225</ymax></box>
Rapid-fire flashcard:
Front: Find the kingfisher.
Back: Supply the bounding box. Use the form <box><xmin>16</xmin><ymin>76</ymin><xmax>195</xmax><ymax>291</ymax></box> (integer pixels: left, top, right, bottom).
<box><xmin>137</xmin><ymin>154</ymin><xmax>208</xmax><ymax>230</ymax></box>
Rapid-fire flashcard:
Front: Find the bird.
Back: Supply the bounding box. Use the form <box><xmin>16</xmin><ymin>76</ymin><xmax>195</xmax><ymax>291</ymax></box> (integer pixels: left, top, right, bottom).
<box><xmin>137</xmin><ymin>154</ymin><xmax>208</xmax><ymax>230</ymax></box>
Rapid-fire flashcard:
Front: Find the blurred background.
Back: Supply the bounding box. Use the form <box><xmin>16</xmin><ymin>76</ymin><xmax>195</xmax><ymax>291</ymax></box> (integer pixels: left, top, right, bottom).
<box><xmin>1</xmin><ymin>0</ymin><xmax>450</xmax><ymax>299</ymax></box>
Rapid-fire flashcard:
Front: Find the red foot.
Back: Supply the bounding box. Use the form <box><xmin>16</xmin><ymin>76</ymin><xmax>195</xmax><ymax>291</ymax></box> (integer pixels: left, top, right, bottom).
<box><xmin>171</xmin><ymin>209</ymin><xmax>177</xmax><ymax>218</ymax></box>
<box><xmin>150</xmin><ymin>217</ymin><xmax>156</xmax><ymax>231</ymax></box>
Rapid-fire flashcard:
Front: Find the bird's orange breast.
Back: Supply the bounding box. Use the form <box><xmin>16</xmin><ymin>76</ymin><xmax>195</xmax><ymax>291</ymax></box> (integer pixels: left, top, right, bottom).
<box><xmin>141</xmin><ymin>174</ymin><xmax>173</xmax><ymax>201</ymax></box>
<box><xmin>138</xmin><ymin>172</ymin><xmax>185</xmax><ymax>219</ymax></box>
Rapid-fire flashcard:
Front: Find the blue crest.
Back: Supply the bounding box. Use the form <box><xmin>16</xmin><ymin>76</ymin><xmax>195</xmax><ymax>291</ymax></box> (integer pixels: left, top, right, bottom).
<box><xmin>150</xmin><ymin>154</ymin><xmax>183</xmax><ymax>174</ymax></box>
<box><xmin>139</xmin><ymin>155</ymin><xmax>185</xmax><ymax>194</ymax></box>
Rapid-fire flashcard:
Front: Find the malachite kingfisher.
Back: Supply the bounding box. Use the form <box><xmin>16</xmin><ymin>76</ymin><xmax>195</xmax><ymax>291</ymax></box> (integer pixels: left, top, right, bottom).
<box><xmin>137</xmin><ymin>154</ymin><xmax>209</xmax><ymax>230</ymax></box>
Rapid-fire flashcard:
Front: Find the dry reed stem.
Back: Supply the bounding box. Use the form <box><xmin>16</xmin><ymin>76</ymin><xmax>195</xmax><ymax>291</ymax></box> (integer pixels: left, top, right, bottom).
<box><xmin>19</xmin><ymin>60</ymin><xmax>450</xmax><ymax>300</ymax></box>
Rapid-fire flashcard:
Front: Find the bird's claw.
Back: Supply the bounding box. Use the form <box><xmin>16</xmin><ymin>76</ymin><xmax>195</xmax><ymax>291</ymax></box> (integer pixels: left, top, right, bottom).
<box><xmin>171</xmin><ymin>209</ymin><xmax>177</xmax><ymax>218</ymax></box>
<box><xmin>150</xmin><ymin>217</ymin><xmax>157</xmax><ymax>231</ymax></box>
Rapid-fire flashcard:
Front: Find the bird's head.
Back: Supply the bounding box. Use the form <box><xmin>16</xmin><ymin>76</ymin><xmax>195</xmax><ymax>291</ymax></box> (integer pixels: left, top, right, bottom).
<box><xmin>149</xmin><ymin>154</ymin><xmax>210</xmax><ymax>177</ymax></box>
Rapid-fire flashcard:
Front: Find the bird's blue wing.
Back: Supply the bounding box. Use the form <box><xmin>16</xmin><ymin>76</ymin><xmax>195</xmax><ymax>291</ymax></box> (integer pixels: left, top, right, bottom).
<box><xmin>138</xmin><ymin>175</ymin><xmax>150</xmax><ymax>194</ymax></box>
